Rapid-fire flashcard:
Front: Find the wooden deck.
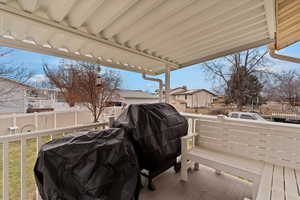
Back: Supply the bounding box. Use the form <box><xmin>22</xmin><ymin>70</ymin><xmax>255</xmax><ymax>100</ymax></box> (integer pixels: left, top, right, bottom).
<box><xmin>141</xmin><ymin>165</ymin><xmax>252</xmax><ymax>200</ymax></box>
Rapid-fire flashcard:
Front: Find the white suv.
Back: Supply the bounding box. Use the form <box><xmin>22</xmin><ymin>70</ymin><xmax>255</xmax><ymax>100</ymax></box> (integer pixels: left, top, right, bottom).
<box><xmin>228</xmin><ymin>112</ymin><xmax>266</xmax><ymax>121</ymax></box>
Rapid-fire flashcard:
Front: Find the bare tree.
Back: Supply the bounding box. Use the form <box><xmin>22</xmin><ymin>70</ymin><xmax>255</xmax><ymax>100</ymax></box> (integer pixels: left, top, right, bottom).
<box><xmin>76</xmin><ymin>62</ymin><xmax>121</xmax><ymax>122</ymax></box>
<box><xmin>202</xmin><ymin>48</ymin><xmax>271</xmax><ymax>110</ymax></box>
<box><xmin>43</xmin><ymin>62</ymin><xmax>80</xmax><ymax>107</ymax></box>
<box><xmin>0</xmin><ymin>48</ymin><xmax>34</xmax><ymax>107</ymax></box>
<box><xmin>266</xmin><ymin>70</ymin><xmax>300</xmax><ymax>109</ymax></box>
<box><xmin>44</xmin><ymin>61</ymin><xmax>121</xmax><ymax>122</ymax></box>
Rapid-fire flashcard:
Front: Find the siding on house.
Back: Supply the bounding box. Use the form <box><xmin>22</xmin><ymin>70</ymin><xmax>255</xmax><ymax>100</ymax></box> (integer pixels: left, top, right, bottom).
<box><xmin>0</xmin><ymin>79</ymin><xmax>27</xmax><ymax>113</ymax></box>
<box><xmin>117</xmin><ymin>90</ymin><xmax>159</xmax><ymax>105</ymax></box>
<box><xmin>171</xmin><ymin>88</ymin><xmax>216</xmax><ymax>109</ymax></box>
<box><xmin>0</xmin><ymin>77</ymin><xmax>75</xmax><ymax>113</ymax></box>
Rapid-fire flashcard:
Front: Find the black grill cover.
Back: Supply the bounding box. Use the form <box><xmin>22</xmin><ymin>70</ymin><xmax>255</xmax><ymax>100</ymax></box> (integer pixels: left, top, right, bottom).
<box><xmin>34</xmin><ymin>128</ymin><xmax>140</xmax><ymax>200</ymax></box>
<box><xmin>113</xmin><ymin>103</ymin><xmax>188</xmax><ymax>171</ymax></box>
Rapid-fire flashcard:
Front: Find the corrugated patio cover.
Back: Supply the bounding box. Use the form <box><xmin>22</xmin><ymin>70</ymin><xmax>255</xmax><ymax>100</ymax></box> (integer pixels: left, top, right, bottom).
<box><xmin>0</xmin><ymin>0</ymin><xmax>275</xmax><ymax>74</ymax></box>
<box><xmin>275</xmin><ymin>0</ymin><xmax>300</xmax><ymax>50</ymax></box>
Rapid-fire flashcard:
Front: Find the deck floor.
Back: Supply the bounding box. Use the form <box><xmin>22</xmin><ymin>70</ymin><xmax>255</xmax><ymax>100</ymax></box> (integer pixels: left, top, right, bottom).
<box><xmin>140</xmin><ymin>165</ymin><xmax>252</xmax><ymax>200</ymax></box>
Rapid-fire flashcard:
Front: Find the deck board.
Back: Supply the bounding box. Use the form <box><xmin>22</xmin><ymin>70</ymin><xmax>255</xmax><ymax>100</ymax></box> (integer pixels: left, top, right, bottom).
<box><xmin>140</xmin><ymin>165</ymin><xmax>252</xmax><ymax>200</ymax></box>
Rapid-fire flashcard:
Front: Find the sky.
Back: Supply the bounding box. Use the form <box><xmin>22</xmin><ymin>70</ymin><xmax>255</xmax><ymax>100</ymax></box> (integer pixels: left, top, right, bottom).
<box><xmin>1</xmin><ymin>42</ymin><xmax>300</xmax><ymax>93</ymax></box>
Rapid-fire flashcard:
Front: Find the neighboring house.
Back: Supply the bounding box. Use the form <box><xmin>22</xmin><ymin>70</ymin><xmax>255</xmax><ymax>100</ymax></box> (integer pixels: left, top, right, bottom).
<box><xmin>0</xmin><ymin>77</ymin><xmax>72</xmax><ymax>114</ymax></box>
<box><xmin>118</xmin><ymin>89</ymin><xmax>159</xmax><ymax>105</ymax></box>
<box><xmin>0</xmin><ymin>77</ymin><xmax>159</xmax><ymax>114</ymax></box>
<box><xmin>170</xmin><ymin>87</ymin><xmax>216</xmax><ymax>108</ymax></box>
<box><xmin>0</xmin><ymin>77</ymin><xmax>29</xmax><ymax>114</ymax></box>
<box><xmin>170</xmin><ymin>86</ymin><xmax>187</xmax><ymax>97</ymax></box>
<box><xmin>108</xmin><ymin>89</ymin><xmax>159</xmax><ymax>106</ymax></box>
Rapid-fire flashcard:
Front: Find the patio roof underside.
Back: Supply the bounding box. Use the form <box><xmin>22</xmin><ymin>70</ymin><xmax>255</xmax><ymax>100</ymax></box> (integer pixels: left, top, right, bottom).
<box><xmin>0</xmin><ymin>0</ymin><xmax>275</xmax><ymax>75</ymax></box>
<box><xmin>275</xmin><ymin>0</ymin><xmax>300</xmax><ymax>50</ymax></box>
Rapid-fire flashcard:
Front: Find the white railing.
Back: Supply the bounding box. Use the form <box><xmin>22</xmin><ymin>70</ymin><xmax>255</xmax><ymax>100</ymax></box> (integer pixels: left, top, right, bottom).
<box><xmin>181</xmin><ymin>112</ymin><xmax>300</xmax><ymax>169</ymax></box>
<box><xmin>182</xmin><ymin>112</ymin><xmax>300</xmax><ymax>133</ymax></box>
<box><xmin>0</xmin><ymin>122</ymin><xmax>109</xmax><ymax>200</ymax></box>
<box><xmin>0</xmin><ymin>110</ymin><xmax>93</xmax><ymax>135</ymax></box>
<box><xmin>181</xmin><ymin>113</ymin><xmax>218</xmax><ymax>134</ymax></box>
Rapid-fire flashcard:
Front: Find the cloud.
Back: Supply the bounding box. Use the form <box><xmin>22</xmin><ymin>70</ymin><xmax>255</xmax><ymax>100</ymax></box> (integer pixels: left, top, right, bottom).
<box><xmin>29</xmin><ymin>74</ymin><xmax>48</xmax><ymax>83</ymax></box>
<box><xmin>146</xmin><ymin>83</ymin><xmax>156</xmax><ymax>88</ymax></box>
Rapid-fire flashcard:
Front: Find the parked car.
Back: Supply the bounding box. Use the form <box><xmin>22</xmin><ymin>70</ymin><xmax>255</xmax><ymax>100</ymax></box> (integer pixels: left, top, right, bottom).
<box><xmin>228</xmin><ymin>112</ymin><xmax>266</xmax><ymax>121</ymax></box>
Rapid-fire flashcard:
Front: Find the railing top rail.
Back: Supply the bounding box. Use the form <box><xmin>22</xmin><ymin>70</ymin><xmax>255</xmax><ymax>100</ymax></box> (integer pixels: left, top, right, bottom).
<box><xmin>180</xmin><ymin>112</ymin><xmax>216</xmax><ymax>120</ymax></box>
<box><xmin>0</xmin><ymin>106</ymin><xmax>122</xmax><ymax>119</ymax></box>
<box><xmin>181</xmin><ymin>112</ymin><xmax>300</xmax><ymax>129</ymax></box>
<box><xmin>0</xmin><ymin>122</ymin><xmax>107</xmax><ymax>143</ymax></box>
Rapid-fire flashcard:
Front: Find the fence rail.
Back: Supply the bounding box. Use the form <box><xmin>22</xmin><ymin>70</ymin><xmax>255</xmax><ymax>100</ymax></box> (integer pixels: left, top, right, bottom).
<box><xmin>0</xmin><ymin>106</ymin><xmax>123</xmax><ymax>135</ymax></box>
<box><xmin>271</xmin><ymin>112</ymin><xmax>300</xmax><ymax>120</ymax></box>
<box><xmin>0</xmin><ymin>122</ymin><xmax>108</xmax><ymax>200</ymax></box>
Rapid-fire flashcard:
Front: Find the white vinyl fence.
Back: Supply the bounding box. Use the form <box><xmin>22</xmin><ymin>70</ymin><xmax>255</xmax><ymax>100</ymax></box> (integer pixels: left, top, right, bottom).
<box><xmin>0</xmin><ymin>106</ymin><xmax>123</xmax><ymax>135</ymax></box>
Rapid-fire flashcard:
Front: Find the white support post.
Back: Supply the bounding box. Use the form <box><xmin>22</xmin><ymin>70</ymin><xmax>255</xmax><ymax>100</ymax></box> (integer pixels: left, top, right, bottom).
<box><xmin>165</xmin><ymin>65</ymin><xmax>170</xmax><ymax>103</ymax></box>
<box><xmin>180</xmin><ymin>136</ymin><xmax>188</xmax><ymax>182</ymax></box>
<box><xmin>142</xmin><ymin>74</ymin><xmax>164</xmax><ymax>103</ymax></box>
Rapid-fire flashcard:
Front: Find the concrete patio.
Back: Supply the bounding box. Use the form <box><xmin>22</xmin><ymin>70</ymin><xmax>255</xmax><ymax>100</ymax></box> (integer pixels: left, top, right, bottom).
<box><xmin>141</xmin><ymin>165</ymin><xmax>252</xmax><ymax>200</ymax></box>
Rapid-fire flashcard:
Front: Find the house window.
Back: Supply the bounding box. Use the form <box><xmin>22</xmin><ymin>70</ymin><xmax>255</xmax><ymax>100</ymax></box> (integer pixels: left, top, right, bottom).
<box><xmin>185</xmin><ymin>95</ymin><xmax>187</xmax><ymax>100</ymax></box>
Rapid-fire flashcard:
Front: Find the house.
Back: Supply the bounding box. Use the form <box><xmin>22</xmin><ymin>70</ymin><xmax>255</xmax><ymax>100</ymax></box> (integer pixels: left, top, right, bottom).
<box><xmin>170</xmin><ymin>87</ymin><xmax>216</xmax><ymax>108</ymax></box>
<box><xmin>0</xmin><ymin>77</ymin><xmax>159</xmax><ymax>114</ymax></box>
<box><xmin>108</xmin><ymin>89</ymin><xmax>159</xmax><ymax>106</ymax></box>
<box><xmin>0</xmin><ymin>77</ymin><xmax>71</xmax><ymax>114</ymax></box>
<box><xmin>0</xmin><ymin>77</ymin><xmax>29</xmax><ymax>114</ymax></box>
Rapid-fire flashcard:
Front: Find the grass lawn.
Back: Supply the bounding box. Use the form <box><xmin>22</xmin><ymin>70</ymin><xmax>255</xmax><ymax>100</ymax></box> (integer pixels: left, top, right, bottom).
<box><xmin>0</xmin><ymin>125</ymin><xmax>106</xmax><ymax>200</ymax></box>
<box><xmin>0</xmin><ymin>134</ymin><xmax>62</xmax><ymax>200</ymax></box>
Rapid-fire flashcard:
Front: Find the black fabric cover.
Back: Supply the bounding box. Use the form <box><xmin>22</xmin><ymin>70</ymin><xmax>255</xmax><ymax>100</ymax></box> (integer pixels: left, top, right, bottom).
<box><xmin>113</xmin><ymin>103</ymin><xmax>188</xmax><ymax>171</ymax></box>
<box><xmin>34</xmin><ymin>128</ymin><xmax>140</xmax><ymax>200</ymax></box>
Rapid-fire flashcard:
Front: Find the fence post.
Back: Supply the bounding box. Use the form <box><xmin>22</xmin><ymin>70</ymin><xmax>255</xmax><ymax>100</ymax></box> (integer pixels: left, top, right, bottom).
<box><xmin>53</xmin><ymin>111</ymin><xmax>57</xmax><ymax>129</ymax></box>
<box><xmin>74</xmin><ymin>110</ymin><xmax>78</xmax><ymax>126</ymax></box>
<box><xmin>217</xmin><ymin>115</ymin><xmax>225</xmax><ymax>122</ymax></box>
<box><xmin>34</xmin><ymin>112</ymin><xmax>38</xmax><ymax>131</ymax></box>
<box><xmin>9</xmin><ymin>113</ymin><xmax>18</xmax><ymax>134</ymax></box>
<box><xmin>108</xmin><ymin>116</ymin><xmax>115</xmax><ymax>128</ymax></box>
<box><xmin>12</xmin><ymin>113</ymin><xmax>16</xmax><ymax>127</ymax></box>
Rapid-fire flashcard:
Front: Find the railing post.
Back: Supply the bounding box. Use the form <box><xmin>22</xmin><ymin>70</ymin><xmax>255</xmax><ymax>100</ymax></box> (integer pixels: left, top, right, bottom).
<box><xmin>188</xmin><ymin>118</ymin><xmax>195</xmax><ymax>135</ymax></box>
<box><xmin>36</xmin><ymin>135</ymin><xmax>42</xmax><ymax>200</ymax></box>
<box><xmin>181</xmin><ymin>136</ymin><xmax>188</xmax><ymax>181</ymax></box>
<box><xmin>215</xmin><ymin>115</ymin><xmax>226</xmax><ymax>175</ymax></box>
<box><xmin>193</xmin><ymin>119</ymin><xmax>197</xmax><ymax>133</ymax></box>
<box><xmin>21</xmin><ymin>138</ymin><xmax>27</xmax><ymax>200</ymax></box>
<box><xmin>3</xmin><ymin>142</ymin><xmax>9</xmax><ymax>200</ymax></box>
